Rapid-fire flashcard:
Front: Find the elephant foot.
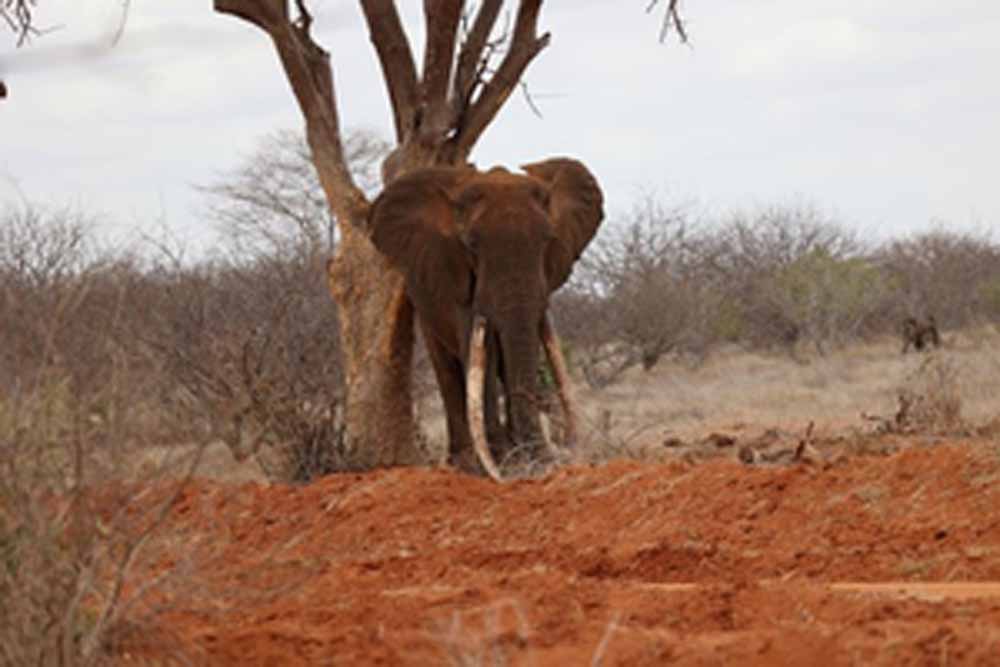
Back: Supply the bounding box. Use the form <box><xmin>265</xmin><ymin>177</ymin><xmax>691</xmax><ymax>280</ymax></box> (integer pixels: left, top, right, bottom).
<box><xmin>496</xmin><ymin>438</ymin><xmax>553</xmax><ymax>474</ymax></box>
<box><xmin>448</xmin><ymin>436</ymin><xmax>554</xmax><ymax>479</ymax></box>
<box><xmin>448</xmin><ymin>447</ymin><xmax>493</xmax><ymax>478</ymax></box>
<box><xmin>487</xmin><ymin>430</ymin><xmax>515</xmax><ymax>463</ymax></box>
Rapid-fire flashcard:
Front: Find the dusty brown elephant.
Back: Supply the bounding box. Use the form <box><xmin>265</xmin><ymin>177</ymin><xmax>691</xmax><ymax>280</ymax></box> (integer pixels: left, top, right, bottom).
<box><xmin>368</xmin><ymin>158</ymin><xmax>604</xmax><ymax>481</ymax></box>
<box><xmin>902</xmin><ymin>315</ymin><xmax>941</xmax><ymax>354</ymax></box>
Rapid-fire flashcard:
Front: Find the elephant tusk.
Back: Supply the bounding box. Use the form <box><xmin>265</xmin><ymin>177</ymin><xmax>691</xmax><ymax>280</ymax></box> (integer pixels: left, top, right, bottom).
<box><xmin>541</xmin><ymin>313</ymin><xmax>578</xmax><ymax>451</ymax></box>
<box><xmin>467</xmin><ymin>315</ymin><xmax>503</xmax><ymax>482</ymax></box>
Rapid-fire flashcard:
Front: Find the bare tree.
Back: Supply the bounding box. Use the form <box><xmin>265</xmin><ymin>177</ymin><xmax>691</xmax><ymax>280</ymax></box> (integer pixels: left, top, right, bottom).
<box><xmin>5</xmin><ymin>2</ymin><xmax>686</xmax><ymax>468</ymax></box>
<box><xmin>213</xmin><ymin>1</ymin><xmax>687</xmax><ymax>469</ymax></box>
<box><xmin>201</xmin><ymin>128</ymin><xmax>390</xmax><ymax>259</ymax></box>
<box><xmin>568</xmin><ymin>196</ymin><xmax>720</xmax><ymax>386</ymax></box>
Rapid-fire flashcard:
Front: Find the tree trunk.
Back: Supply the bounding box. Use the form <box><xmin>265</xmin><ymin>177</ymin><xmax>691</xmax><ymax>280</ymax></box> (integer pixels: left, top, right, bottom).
<box><xmin>326</xmin><ymin>224</ymin><xmax>422</xmax><ymax>467</ymax></box>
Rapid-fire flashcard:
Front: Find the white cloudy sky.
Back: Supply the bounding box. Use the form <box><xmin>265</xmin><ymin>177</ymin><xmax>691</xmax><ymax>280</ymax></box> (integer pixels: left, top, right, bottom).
<box><xmin>2</xmin><ymin>1</ymin><xmax>999</xmax><ymax>252</ymax></box>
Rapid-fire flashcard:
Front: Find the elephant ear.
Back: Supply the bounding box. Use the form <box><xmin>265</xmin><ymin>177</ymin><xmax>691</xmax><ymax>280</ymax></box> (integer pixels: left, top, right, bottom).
<box><xmin>521</xmin><ymin>158</ymin><xmax>605</xmax><ymax>291</ymax></box>
<box><xmin>368</xmin><ymin>167</ymin><xmax>476</xmax><ymax>306</ymax></box>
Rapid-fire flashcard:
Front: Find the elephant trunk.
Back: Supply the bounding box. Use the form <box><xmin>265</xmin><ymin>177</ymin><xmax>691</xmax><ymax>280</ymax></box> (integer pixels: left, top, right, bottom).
<box><xmin>498</xmin><ymin>315</ymin><xmax>548</xmax><ymax>459</ymax></box>
<box><xmin>467</xmin><ymin>312</ymin><xmax>578</xmax><ymax>482</ymax></box>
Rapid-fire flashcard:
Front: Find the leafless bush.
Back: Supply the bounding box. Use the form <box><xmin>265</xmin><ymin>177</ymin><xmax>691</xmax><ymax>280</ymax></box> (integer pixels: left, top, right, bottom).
<box><xmin>0</xmin><ymin>374</ymin><xmax>206</xmax><ymax>665</ymax></box>
<box><xmin>130</xmin><ymin>246</ymin><xmax>350</xmax><ymax>482</ymax></box>
<box><xmin>557</xmin><ymin>194</ymin><xmax>1000</xmax><ymax>382</ymax></box>
<box><xmin>712</xmin><ymin>204</ymin><xmax>891</xmax><ymax>355</ymax></box>
<box><xmin>0</xmin><ymin>203</ymin><xmax>98</xmax><ymax>388</ymax></box>
<box><xmin>0</xmin><ymin>204</ymin><xmax>177</xmax><ymax>448</ymax></box>
<box><xmin>565</xmin><ymin>197</ymin><xmax>721</xmax><ymax>387</ymax></box>
<box><xmin>875</xmin><ymin>228</ymin><xmax>1000</xmax><ymax>330</ymax></box>
<box><xmin>894</xmin><ymin>354</ymin><xmax>965</xmax><ymax>435</ymax></box>
<box><xmin>560</xmin><ymin>199</ymin><xmax>894</xmax><ymax>385</ymax></box>
<box><xmin>200</xmin><ymin>128</ymin><xmax>389</xmax><ymax>258</ymax></box>
<box><xmin>0</xmin><ymin>204</ymin><xmax>205</xmax><ymax>665</ymax></box>
<box><xmin>154</xmin><ymin>127</ymin><xmax>393</xmax><ymax>479</ymax></box>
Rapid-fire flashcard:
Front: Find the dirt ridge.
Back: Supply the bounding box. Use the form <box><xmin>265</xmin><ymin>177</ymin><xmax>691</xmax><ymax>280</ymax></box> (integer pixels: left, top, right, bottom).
<box><xmin>119</xmin><ymin>439</ymin><xmax>1000</xmax><ymax>665</ymax></box>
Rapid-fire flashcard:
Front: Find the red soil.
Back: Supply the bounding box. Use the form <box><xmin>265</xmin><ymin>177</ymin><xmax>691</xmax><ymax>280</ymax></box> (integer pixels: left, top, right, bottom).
<box><xmin>119</xmin><ymin>437</ymin><xmax>1000</xmax><ymax>665</ymax></box>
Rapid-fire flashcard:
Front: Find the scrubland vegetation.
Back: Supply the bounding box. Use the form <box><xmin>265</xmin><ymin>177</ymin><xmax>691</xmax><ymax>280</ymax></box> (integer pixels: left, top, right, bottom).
<box><xmin>3</xmin><ymin>133</ymin><xmax>1000</xmax><ymax>663</ymax></box>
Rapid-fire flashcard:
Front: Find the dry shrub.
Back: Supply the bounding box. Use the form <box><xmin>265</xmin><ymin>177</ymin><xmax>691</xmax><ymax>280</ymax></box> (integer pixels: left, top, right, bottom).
<box><xmin>0</xmin><ymin>370</ymin><xmax>203</xmax><ymax>666</ymax></box>
<box><xmin>188</xmin><ymin>127</ymin><xmax>390</xmax><ymax>479</ymax></box>
<box><xmin>0</xmin><ymin>203</ymin><xmax>204</xmax><ymax>664</ymax></box>
<box><xmin>895</xmin><ymin>353</ymin><xmax>965</xmax><ymax>435</ymax></box>
<box><xmin>564</xmin><ymin>197</ymin><xmax>718</xmax><ymax>388</ymax></box>
<box><xmin>140</xmin><ymin>250</ymin><xmax>351</xmax><ymax>483</ymax></box>
<box><xmin>227</xmin><ymin>320</ymin><xmax>350</xmax><ymax>482</ymax></box>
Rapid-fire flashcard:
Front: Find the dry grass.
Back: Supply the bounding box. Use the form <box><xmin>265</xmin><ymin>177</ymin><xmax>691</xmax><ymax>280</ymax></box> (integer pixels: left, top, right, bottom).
<box><xmin>186</xmin><ymin>325</ymin><xmax>1000</xmax><ymax>480</ymax></box>
<box><xmin>567</xmin><ymin>326</ymin><xmax>1000</xmax><ymax>461</ymax></box>
<box><xmin>401</xmin><ymin>328</ymin><xmax>1000</xmax><ymax>469</ymax></box>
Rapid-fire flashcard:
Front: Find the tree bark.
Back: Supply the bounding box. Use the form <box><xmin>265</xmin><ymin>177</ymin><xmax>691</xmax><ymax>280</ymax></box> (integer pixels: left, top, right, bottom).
<box><xmin>326</xmin><ymin>226</ymin><xmax>420</xmax><ymax>467</ymax></box>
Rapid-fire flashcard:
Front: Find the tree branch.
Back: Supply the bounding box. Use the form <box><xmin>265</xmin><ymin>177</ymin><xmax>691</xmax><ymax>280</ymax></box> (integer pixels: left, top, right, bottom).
<box><xmin>449</xmin><ymin>0</ymin><xmax>549</xmax><ymax>160</ymax></box>
<box><xmin>452</xmin><ymin>0</ymin><xmax>503</xmax><ymax>120</ymax></box>
<box><xmin>215</xmin><ymin>0</ymin><xmax>285</xmax><ymax>32</ymax></box>
<box><xmin>358</xmin><ymin>0</ymin><xmax>419</xmax><ymax>144</ymax></box>
<box><xmin>214</xmin><ymin>0</ymin><xmax>369</xmax><ymax>226</ymax></box>
<box><xmin>2</xmin><ymin>0</ymin><xmax>40</xmax><ymax>46</ymax></box>
<box><xmin>419</xmin><ymin>0</ymin><xmax>462</xmax><ymax>141</ymax></box>
<box><xmin>645</xmin><ymin>0</ymin><xmax>689</xmax><ymax>44</ymax></box>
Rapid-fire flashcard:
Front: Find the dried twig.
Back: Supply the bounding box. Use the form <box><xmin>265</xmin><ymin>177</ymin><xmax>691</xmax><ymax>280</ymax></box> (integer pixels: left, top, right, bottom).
<box><xmin>645</xmin><ymin>0</ymin><xmax>689</xmax><ymax>44</ymax></box>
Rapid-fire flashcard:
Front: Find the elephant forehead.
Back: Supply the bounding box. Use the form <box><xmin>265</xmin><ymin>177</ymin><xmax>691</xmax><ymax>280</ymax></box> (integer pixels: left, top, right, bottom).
<box><xmin>463</xmin><ymin>181</ymin><xmax>549</xmax><ymax>225</ymax></box>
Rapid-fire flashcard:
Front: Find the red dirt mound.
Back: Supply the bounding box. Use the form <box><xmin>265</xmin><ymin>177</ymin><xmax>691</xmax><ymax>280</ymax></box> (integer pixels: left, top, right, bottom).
<box><xmin>118</xmin><ymin>438</ymin><xmax>1000</xmax><ymax>665</ymax></box>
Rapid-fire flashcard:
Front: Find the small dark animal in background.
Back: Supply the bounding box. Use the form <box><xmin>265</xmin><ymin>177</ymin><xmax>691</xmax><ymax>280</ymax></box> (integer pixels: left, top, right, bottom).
<box><xmin>902</xmin><ymin>315</ymin><xmax>941</xmax><ymax>353</ymax></box>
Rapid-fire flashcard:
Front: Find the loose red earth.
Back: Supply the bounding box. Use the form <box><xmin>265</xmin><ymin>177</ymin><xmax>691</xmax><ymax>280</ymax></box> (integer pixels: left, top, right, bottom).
<box><xmin>118</xmin><ymin>437</ymin><xmax>1000</xmax><ymax>665</ymax></box>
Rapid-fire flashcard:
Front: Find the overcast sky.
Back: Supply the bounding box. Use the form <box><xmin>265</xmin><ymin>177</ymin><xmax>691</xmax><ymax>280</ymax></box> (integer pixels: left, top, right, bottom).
<box><xmin>2</xmin><ymin>1</ymin><xmax>999</xmax><ymax>254</ymax></box>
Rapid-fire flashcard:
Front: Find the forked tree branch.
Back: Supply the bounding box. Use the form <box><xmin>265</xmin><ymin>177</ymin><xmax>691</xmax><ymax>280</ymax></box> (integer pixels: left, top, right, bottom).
<box><xmin>452</xmin><ymin>0</ymin><xmax>503</xmax><ymax>119</ymax></box>
<box><xmin>645</xmin><ymin>0</ymin><xmax>689</xmax><ymax>43</ymax></box>
<box><xmin>2</xmin><ymin>0</ymin><xmax>38</xmax><ymax>46</ymax></box>
<box><xmin>359</xmin><ymin>0</ymin><xmax>419</xmax><ymax>144</ymax></box>
<box><xmin>449</xmin><ymin>0</ymin><xmax>549</xmax><ymax>160</ymax></box>
<box><xmin>215</xmin><ymin>0</ymin><xmax>283</xmax><ymax>32</ymax></box>
<box><xmin>214</xmin><ymin>0</ymin><xmax>369</xmax><ymax>226</ymax></box>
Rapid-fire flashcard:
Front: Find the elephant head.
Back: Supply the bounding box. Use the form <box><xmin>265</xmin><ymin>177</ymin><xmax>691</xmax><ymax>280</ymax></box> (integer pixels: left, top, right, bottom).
<box><xmin>368</xmin><ymin>157</ymin><xmax>604</xmax><ymax>479</ymax></box>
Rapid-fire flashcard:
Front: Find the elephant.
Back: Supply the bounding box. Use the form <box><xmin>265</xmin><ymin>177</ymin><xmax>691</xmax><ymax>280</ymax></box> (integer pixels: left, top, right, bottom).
<box><xmin>368</xmin><ymin>157</ymin><xmax>604</xmax><ymax>480</ymax></box>
<box><xmin>902</xmin><ymin>315</ymin><xmax>941</xmax><ymax>354</ymax></box>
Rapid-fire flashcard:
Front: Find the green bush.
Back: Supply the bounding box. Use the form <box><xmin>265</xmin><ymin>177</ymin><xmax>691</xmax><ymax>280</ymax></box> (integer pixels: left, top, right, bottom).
<box><xmin>768</xmin><ymin>249</ymin><xmax>890</xmax><ymax>352</ymax></box>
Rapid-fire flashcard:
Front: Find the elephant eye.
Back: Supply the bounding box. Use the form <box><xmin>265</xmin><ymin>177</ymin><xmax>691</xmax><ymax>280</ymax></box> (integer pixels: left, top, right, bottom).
<box><xmin>460</xmin><ymin>227</ymin><xmax>480</xmax><ymax>254</ymax></box>
<box><xmin>532</xmin><ymin>185</ymin><xmax>551</xmax><ymax>210</ymax></box>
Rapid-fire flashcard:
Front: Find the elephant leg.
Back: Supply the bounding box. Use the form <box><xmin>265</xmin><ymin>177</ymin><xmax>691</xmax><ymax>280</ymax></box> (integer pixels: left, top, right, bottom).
<box><xmin>419</xmin><ymin>323</ymin><xmax>476</xmax><ymax>472</ymax></box>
